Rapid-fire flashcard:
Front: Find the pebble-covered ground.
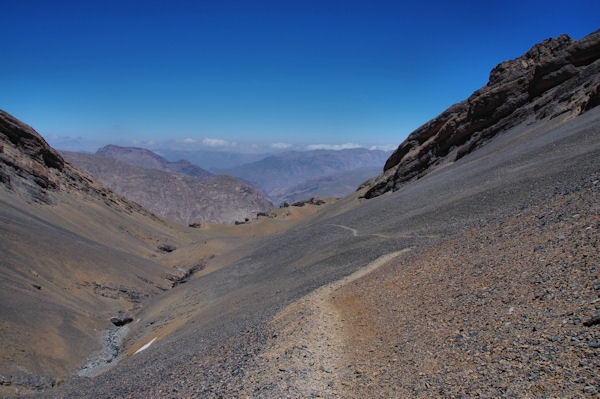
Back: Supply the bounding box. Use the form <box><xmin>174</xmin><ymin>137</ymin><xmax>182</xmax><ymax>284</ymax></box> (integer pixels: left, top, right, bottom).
<box><xmin>134</xmin><ymin>174</ymin><xmax>598</xmax><ymax>398</ymax></box>
<box><xmin>28</xmin><ymin>111</ymin><xmax>599</xmax><ymax>398</ymax></box>
<box><xmin>331</xmin><ymin>175</ymin><xmax>600</xmax><ymax>398</ymax></box>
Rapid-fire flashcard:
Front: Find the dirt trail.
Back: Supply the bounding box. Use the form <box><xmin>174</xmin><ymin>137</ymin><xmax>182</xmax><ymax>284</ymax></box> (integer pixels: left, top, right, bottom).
<box><xmin>249</xmin><ymin>248</ymin><xmax>412</xmax><ymax>397</ymax></box>
<box><xmin>330</xmin><ymin>223</ymin><xmax>438</xmax><ymax>239</ymax></box>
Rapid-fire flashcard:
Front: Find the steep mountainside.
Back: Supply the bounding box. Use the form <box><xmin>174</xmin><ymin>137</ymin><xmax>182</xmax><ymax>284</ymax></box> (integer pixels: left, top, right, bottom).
<box><xmin>221</xmin><ymin>148</ymin><xmax>389</xmax><ymax>202</ymax></box>
<box><xmin>0</xmin><ymin>109</ymin><xmax>207</xmax><ymax>393</ymax></box>
<box><xmin>96</xmin><ymin>144</ymin><xmax>213</xmax><ymax>179</ymax></box>
<box><xmin>364</xmin><ymin>29</ymin><xmax>600</xmax><ymax>198</ymax></box>
<box><xmin>62</xmin><ymin>151</ymin><xmax>273</xmax><ymax>225</ymax></box>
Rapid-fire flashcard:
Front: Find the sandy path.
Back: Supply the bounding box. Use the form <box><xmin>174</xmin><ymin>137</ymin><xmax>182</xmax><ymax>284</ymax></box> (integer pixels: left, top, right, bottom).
<box><xmin>330</xmin><ymin>223</ymin><xmax>359</xmax><ymax>237</ymax></box>
<box><xmin>331</xmin><ymin>223</ymin><xmax>438</xmax><ymax>239</ymax></box>
<box><xmin>249</xmin><ymin>248</ymin><xmax>412</xmax><ymax>397</ymax></box>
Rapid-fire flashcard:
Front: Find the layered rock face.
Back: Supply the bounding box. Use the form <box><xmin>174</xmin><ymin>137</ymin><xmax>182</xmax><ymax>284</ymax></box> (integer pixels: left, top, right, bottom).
<box><xmin>0</xmin><ymin>110</ymin><xmax>154</xmax><ymax>217</ymax></box>
<box><xmin>364</xmin><ymin>29</ymin><xmax>600</xmax><ymax>198</ymax></box>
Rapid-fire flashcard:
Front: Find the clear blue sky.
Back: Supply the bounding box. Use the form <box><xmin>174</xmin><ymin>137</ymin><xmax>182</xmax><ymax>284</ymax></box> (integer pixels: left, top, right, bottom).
<box><xmin>1</xmin><ymin>0</ymin><xmax>598</xmax><ymax>152</ymax></box>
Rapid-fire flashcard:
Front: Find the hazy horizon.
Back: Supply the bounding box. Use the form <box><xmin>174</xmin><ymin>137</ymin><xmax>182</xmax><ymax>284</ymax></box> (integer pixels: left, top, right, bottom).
<box><xmin>2</xmin><ymin>0</ymin><xmax>598</xmax><ymax>154</ymax></box>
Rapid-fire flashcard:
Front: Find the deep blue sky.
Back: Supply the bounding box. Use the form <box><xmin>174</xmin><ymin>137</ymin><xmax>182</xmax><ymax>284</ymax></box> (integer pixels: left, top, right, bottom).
<box><xmin>1</xmin><ymin>0</ymin><xmax>598</xmax><ymax>152</ymax></box>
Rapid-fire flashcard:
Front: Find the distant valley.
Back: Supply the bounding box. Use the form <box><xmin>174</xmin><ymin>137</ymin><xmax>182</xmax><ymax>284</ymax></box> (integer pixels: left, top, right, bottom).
<box><xmin>72</xmin><ymin>144</ymin><xmax>389</xmax><ymax>208</ymax></box>
<box><xmin>217</xmin><ymin>148</ymin><xmax>390</xmax><ymax>203</ymax></box>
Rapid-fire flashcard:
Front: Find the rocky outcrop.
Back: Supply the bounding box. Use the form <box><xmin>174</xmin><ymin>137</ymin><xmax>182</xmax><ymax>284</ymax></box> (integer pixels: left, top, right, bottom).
<box><xmin>0</xmin><ymin>110</ymin><xmax>65</xmax><ymax>202</ymax></box>
<box><xmin>363</xmin><ymin>29</ymin><xmax>600</xmax><ymax>198</ymax></box>
<box><xmin>0</xmin><ymin>110</ymin><xmax>157</xmax><ymax>219</ymax></box>
<box><xmin>96</xmin><ymin>144</ymin><xmax>213</xmax><ymax>179</ymax></box>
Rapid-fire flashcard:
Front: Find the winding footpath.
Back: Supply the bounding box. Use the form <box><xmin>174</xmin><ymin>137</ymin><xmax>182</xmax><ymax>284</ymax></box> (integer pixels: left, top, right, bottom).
<box><xmin>246</xmin><ymin>248</ymin><xmax>412</xmax><ymax>397</ymax></box>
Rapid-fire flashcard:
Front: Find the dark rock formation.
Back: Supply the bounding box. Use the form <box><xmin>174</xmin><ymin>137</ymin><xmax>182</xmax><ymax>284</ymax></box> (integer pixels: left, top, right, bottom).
<box><xmin>110</xmin><ymin>316</ymin><xmax>133</xmax><ymax>327</ymax></box>
<box><xmin>157</xmin><ymin>244</ymin><xmax>176</xmax><ymax>253</ymax></box>
<box><xmin>363</xmin><ymin>29</ymin><xmax>600</xmax><ymax>198</ymax></box>
<box><xmin>96</xmin><ymin>144</ymin><xmax>213</xmax><ymax>179</ymax></box>
<box><xmin>583</xmin><ymin>313</ymin><xmax>600</xmax><ymax>327</ymax></box>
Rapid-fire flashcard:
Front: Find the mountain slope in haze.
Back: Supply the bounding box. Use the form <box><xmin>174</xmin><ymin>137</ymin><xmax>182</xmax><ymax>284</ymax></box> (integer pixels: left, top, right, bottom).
<box><xmin>159</xmin><ymin>149</ymin><xmax>268</xmax><ymax>170</ymax></box>
<box><xmin>221</xmin><ymin>148</ymin><xmax>389</xmax><ymax>202</ymax></box>
<box><xmin>364</xmin><ymin>29</ymin><xmax>600</xmax><ymax>198</ymax></box>
<box><xmin>275</xmin><ymin>166</ymin><xmax>382</xmax><ymax>204</ymax></box>
<box><xmin>62</xmin><ymin>151</ymin><xmax>273</xmax><ymax>225</ymax></box>
<box><xmin>96</xmin><ymin>144</ymin><xmax>213</xmax><ymax>179</ymax></box>
<box><xmin>0</xmin><ymin>109</ymin><xmax>207</xmax><ymax>393</ymax></box>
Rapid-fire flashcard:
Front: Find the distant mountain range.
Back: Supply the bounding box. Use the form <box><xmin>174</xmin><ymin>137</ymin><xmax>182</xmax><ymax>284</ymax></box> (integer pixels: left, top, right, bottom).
<box><xmin>86</xmin><ymin>145</ymin><xmax>389</xmax><ymax>205</ymax></box>
<box><xmin>218</xmin><ymin>148</ymin><xmax>389</xmax><ymax>203</ymax></box>
<box><xmin>157</xmin><ymin>149</ymin><xmax>267</xmax><ymax>170</ymax></box>
<box><xmin>63</xmin><ymin>150</ymin><xmax>272</xmax><ymax>225</ymax></box>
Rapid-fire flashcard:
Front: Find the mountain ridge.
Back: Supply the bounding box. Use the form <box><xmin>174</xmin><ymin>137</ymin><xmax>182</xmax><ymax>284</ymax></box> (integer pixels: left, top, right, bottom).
<box><xmin>62</xmin><ymin>150</ymin><xmax>273</xmax><ymax>225</ymax></box>
<box><xmin>96</xmin><ymin>144</ymin><xmax>213</xmax><ymax>179</ymax></box>
<box><xmin>363</xmin><ymin>29</ymin><xmax>600</xmax><ymax>198</ymax></box>
<box><xmin>220</xmin><ymin>148</ymin><xmax>389</xmax><ymax>202</ymax></box>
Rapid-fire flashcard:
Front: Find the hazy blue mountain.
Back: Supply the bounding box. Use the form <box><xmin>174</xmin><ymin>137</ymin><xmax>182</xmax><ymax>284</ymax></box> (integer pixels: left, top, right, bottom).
<box><xmin>275</xmin><ymin>166</ymin><xmax>382</xmax><ymax>204</ymax></box>
<box><xmin>219</xmin><ymin>148</ymin><xmax>389</xmax><ymax>202</ymax></box>
<box><xmin>157</xmin><ymin>149</ymin><xmax>269</xmax><ymax>170</ymax></box>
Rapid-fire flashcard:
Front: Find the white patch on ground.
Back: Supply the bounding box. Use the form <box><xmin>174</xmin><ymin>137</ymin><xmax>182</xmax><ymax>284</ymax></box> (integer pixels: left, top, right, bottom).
<box><xmin>134</xmin><ymin>337</ymin><xmax>157</xmax><ymax>354</ymax></box>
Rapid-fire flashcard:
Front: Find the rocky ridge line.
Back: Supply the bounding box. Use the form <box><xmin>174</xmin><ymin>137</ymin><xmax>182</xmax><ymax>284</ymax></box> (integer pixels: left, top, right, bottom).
<box><xmin>363</xmin><ymin>29</ymin><xmax>600</xmax><ymax>198</ymax></box>
<box><xmin>0</xmin><ymin>110</ymin><xmax>158</xmax><ymax>219</ymax></box>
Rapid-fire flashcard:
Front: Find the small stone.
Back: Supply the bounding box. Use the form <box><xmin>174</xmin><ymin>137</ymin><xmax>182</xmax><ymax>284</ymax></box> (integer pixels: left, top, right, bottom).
<box><xmin>588</xmin><ymin>339</ymin><xmax>600</xmax><ymax>349</ymax></box>
<box><xmin>584</xmin><ymin>385</ymin><xmax>597</xmax><ymax>394</ymax></box>
<box><xmin>110</xmin><ymin>316</ymin><xmax>133</xmax><ymax>326</ymax></box>
<box><xmin>157</xmin><ymin>244</ymin><xmax>176</xmax><ymax>253</ymax></box>
<box><xmin>583</xmin><ymin>313</ymin><xmax>600</xmax><ymax>327</ymax></box>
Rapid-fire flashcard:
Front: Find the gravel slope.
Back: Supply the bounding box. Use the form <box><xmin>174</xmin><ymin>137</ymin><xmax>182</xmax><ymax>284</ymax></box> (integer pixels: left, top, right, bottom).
<box><xmin>36</xmin><ymin>108</ymin><xmax>600</xmax><ymax>398</ymax></box>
